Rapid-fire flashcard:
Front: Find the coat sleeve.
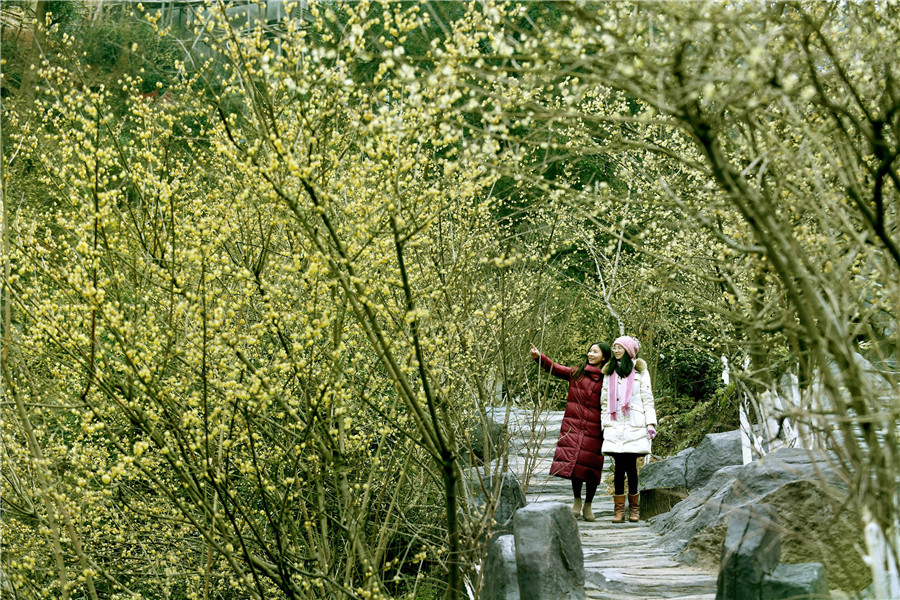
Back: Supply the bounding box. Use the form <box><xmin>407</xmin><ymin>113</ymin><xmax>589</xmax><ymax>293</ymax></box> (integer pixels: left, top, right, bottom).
<box><xmin>534</xmin><ymin>353</ymin><xmax>573</xmax><ymax>381</ymax></box>
<box><xmin>642</xmin><ymin>371</ymin><xmax>657</xmax><ymax>426</ymax></box>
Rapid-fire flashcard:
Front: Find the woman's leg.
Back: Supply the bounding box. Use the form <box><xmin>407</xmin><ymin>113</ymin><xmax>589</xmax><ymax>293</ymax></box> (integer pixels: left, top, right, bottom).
<box><xmin>623</xmin><ymin>453</ymin><xmax>641</xmax><ymax>521</ymax></box>
<box><xmin>572</xmin><ymin>478</ymin><xmax>583</xmax><ymax>499</ymax></box>
<box><xmin>584</xmin><ymin>480</ymin><xmax>598</xmax><ymax>503</ymax></box>
<box><xmin>611</xmin><ymin>454</ymin><xmax>627</xmax><ymax>522</ymax></box>
<box><xmin>576</xmin><ymin>477</ymin><xmax>597</xmax><ymax>522</ymax></box>
<box><xmin>623</xmin><ymin>454</ymin><xmax>639</xmax><ymax>495</ymax></box>
<box><xmin>571</xmin><ymin>478</ymin><xmax>584</xmax><ymax>516</ymax></box>
<box><xmin>613</xmin><ymin>454</ymin><xmax>626</xmax><ymax>495</ymax></box>
<box><xmin>612</xmin><ymin>453</ymin><xmax>640</xmax><ymax>494</ymax></box>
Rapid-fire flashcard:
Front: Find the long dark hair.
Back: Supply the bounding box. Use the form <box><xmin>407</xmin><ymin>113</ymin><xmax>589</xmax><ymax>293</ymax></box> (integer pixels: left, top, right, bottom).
<box><xmin>572</xmin><ymin>342</ymin><xmax>611</xmax><ymax>381</ymax></box>
<box><xmin>609</xmin><ymin>352</ymin><xmax>635</xmax><ymax>378</ymax></box>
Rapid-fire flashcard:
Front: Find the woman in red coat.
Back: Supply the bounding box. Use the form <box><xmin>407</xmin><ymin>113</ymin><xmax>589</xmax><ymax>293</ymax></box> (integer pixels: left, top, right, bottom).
<box><xmin>530</xmin><ymin>341</ymin><xmax>611</xmax><ymax>521</ymax></box>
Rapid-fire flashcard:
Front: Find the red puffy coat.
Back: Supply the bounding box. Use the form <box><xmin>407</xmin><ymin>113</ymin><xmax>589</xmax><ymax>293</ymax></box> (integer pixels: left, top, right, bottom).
<box><xmin>534</xmin><ymin>354</ymin><xmax>606</xmax><ymax>484</ymax></box>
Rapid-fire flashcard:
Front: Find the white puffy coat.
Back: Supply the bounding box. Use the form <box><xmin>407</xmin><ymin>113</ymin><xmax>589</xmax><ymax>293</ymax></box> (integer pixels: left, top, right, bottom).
<box><xmin>600</xmin><ymin>359</ymin><xmax>658</xmax><ymax>455</ymax></box>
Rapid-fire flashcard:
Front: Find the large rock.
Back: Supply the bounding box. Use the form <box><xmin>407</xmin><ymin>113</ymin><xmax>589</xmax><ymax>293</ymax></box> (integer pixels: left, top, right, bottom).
<box><xmin>467</xmin><ymin>472</ymin><xmax>526</xmax><ymax>536</ymax></box>
<box><xmin>761</xmin><ymin>563</ymin><xmax>829</xmax><ymax>600</ymax></box>
<box><xmin>651</xmin><ymin>448</ymin><xmax>868</xmax><ymax>593</ymax></box>
<box><xmin>639</xmin><ymin>447</ymin><xmax>694</xmax><ymax>519</ymax></box>
<box><xmin>716</xmin><ymin>504</ymin><xmax>831</xmax><ymax>600</ymax></box>
<box><xmin>639</xmin><ymin>432</ymin><xmax>742</xmax><ymax>520</ymax></box>
<box><xmin>716</xmin><ymin>504</ymin><xmax>781</xmax><ymax>600</ymax></box>
<box><xmin>641</xmin><ymin>447</ymin><xmax>694</xmax><ymax>490</ymax></box>
<box><xmin>513</xmin><ymin>502</ymin><xmax>585</xmax><ymax>600</ymax></box>
<box><xmin>639</xmin><ymin>487</ymin><xmax>690</xmax><ymax>520</ymax></box>
<box><xmin>482</xmin><ymin>534</ymin><xmax>520</xmax><ymax>600</ymax></box>
<box><xmin>470</xmin><ymin>419</ymin><xmax>508</xmax><ymax>464</ymax></box>
<box><xmin>650</xmin><ymin>465</ymin><xmax>744</xmax><ymax>556</ymax></box>
<box><xmin>685</xmin><ymin>430</ymin><xmax>743</xmax><ymax>490</ymax></box>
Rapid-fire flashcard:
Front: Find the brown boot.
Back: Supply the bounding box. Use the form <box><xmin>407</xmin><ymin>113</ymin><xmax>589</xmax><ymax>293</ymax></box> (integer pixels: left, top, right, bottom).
<box><xmin>628</xmin><ymin>493</ymin><xmax>640</xmax><ymax>522</ymax></box>
<box><xmin>612</xmin><ymin>494</ymin><xmax>626</xmax><ymax>523</ymax></box>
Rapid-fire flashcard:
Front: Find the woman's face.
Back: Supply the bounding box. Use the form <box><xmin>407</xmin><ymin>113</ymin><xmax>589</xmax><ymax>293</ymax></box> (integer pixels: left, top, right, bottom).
<box><xmin>587</xmin><ymin>344</ymin><xmax>604</xmax><ymax>365</ymax></box>
<box><xmin>612</xmin><ymin>344</ymin><xmax>625</xmax><ymax>360</ymax></box>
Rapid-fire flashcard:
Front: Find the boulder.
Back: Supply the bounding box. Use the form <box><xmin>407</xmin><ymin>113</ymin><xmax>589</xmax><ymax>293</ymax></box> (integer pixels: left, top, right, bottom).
<box><xmin>761</xmin><ymin>563</ymin><xmax>829</xmax><ymax>600</ymax></box>
<box><xmin>640</xmin><ymin>431</ymin><xmax>742</xmax><ymax>519</ymax></box>
<box><xmin>716</xmin><ymin>504</ymin><xmax>831</xmax><ymax>600</ymax></box>
<box><xmin>641</xmin><ymin>447</ymin><xmax>694</xmax><ymax>490</ymax></box>
<box><xmin>684</xmin><ymin>430</ymin><xmax>743</xmax><ymax>490</ymax></box>
<box><xmin>639</xmin><ymin>447</ymin><xmax>694</xmax><ymax>519</ymax></box>
<box><xmin>651</xmin><ymin>448</ymin><xmax>868</xmax><ymax>593</ymax></box>
<box><xmin>513</xmin><ymin>502</ymin><xmax>585</xmax><ymax>600</ymax></box>
<box><xmin>639</xmin><ymin>487</ymin><xmax>689</xmax><ymax>520</ymax></box>
<box><xmin>470</xmin><ymin>419</ymin><xmax>507</xmax><ymax>464</ymax></box>
<box><xmin>482</xmin><ymin>534</ymin><xmax>520</xmax><ymax>600</ymax></box>
<box><xmin>467</xmin><ymin>472</ymin><xmax>526</xmax><ymax>536</ymax></box>
<box><xmin>650</xmin><ymin>465</ymin><xmax>744</xmax><ymax>556</ymax></box>
<box><xmin>716</xmin><ymin>504</ymin><xmax>781</xmax><ymax>600</ymax></box>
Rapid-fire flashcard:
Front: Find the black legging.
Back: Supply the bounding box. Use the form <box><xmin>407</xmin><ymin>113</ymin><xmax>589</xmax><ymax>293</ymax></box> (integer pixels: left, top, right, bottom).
<box><xmin>610</xmin><ymin>453</ymin><xmax>640</xmax><ymax>495</ymax></box>
<box><xmin>572</xmin><ymin>478</ymin><xmax>598</xmax><ymax>503</ymax></box>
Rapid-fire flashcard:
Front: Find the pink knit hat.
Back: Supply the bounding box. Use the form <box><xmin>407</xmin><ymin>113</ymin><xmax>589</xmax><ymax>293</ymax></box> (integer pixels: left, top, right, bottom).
<box><xmin>613</xmin><ymin>336</ymin><xmax>640</xmax><ymax>359</ymax></box>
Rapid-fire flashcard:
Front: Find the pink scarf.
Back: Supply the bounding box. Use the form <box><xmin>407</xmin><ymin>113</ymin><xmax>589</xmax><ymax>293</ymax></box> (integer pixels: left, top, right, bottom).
<box><xmin>608</xmin><ymin>368</ymin><xmax>636</xmax><ymax>420</ymax></box>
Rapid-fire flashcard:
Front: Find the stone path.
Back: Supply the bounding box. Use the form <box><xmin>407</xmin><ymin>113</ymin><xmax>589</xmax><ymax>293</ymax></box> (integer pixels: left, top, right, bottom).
<box><xmin>496</xmin><ymin>408</ymin><xmax>718</xmax><ymax>600</ymax></box>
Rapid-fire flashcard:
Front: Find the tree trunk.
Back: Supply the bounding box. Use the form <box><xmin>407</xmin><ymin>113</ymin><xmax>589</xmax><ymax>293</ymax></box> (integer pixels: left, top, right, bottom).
<box><xmin>19</xmin><ymin>1</ymin><xmax>47</xmax><ymax>110</ymax></box>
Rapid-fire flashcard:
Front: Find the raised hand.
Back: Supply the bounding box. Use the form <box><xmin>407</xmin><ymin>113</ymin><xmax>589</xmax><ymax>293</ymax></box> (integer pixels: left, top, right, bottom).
<box><xmin>529</xmin><ymin>342</ymin><xmax>541</xmax><ymax>360</ymax></box>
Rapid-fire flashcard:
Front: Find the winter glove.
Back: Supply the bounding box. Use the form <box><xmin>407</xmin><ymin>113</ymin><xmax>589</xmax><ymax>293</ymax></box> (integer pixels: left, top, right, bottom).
<box><xmin>647</xmin><ymin>425</ymin><xmax>657</xmax><ymax>439</ymax></box>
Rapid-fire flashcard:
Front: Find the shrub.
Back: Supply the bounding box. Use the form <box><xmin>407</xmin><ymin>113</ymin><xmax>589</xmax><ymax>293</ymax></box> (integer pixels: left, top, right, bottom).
<box><xmin>653</xmin><ymin>383</ymin><xmax>741</xmax><ymax>457</ymax></box>
<box><xmin>657</xmin><ymin>347</ymin><xmax>723</xmax><ymax>401</ymax></box>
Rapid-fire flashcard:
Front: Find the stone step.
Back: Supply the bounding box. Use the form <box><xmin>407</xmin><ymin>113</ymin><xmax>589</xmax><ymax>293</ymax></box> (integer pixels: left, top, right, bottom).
<box><xmin>586</xmin><ymin>556</ymin><xmax>684</xmax><ymax>569</ymax></box>
<box><xmin>585</xmin><ymin>568</ymin><xmax>719</xmax><ymax>598</ymax></box>
<box><xmin>587</xmin><ymin>590</ymin><xmax>716</xmax><ymax>600</ymax></box>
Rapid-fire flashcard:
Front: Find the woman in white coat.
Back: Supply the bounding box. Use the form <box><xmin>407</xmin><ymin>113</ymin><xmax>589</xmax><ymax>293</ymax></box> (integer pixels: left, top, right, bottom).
<box><xmin>600</xmin><ymin>336</ymin><xmax>658</xmax><ymax>523</ymax></box>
